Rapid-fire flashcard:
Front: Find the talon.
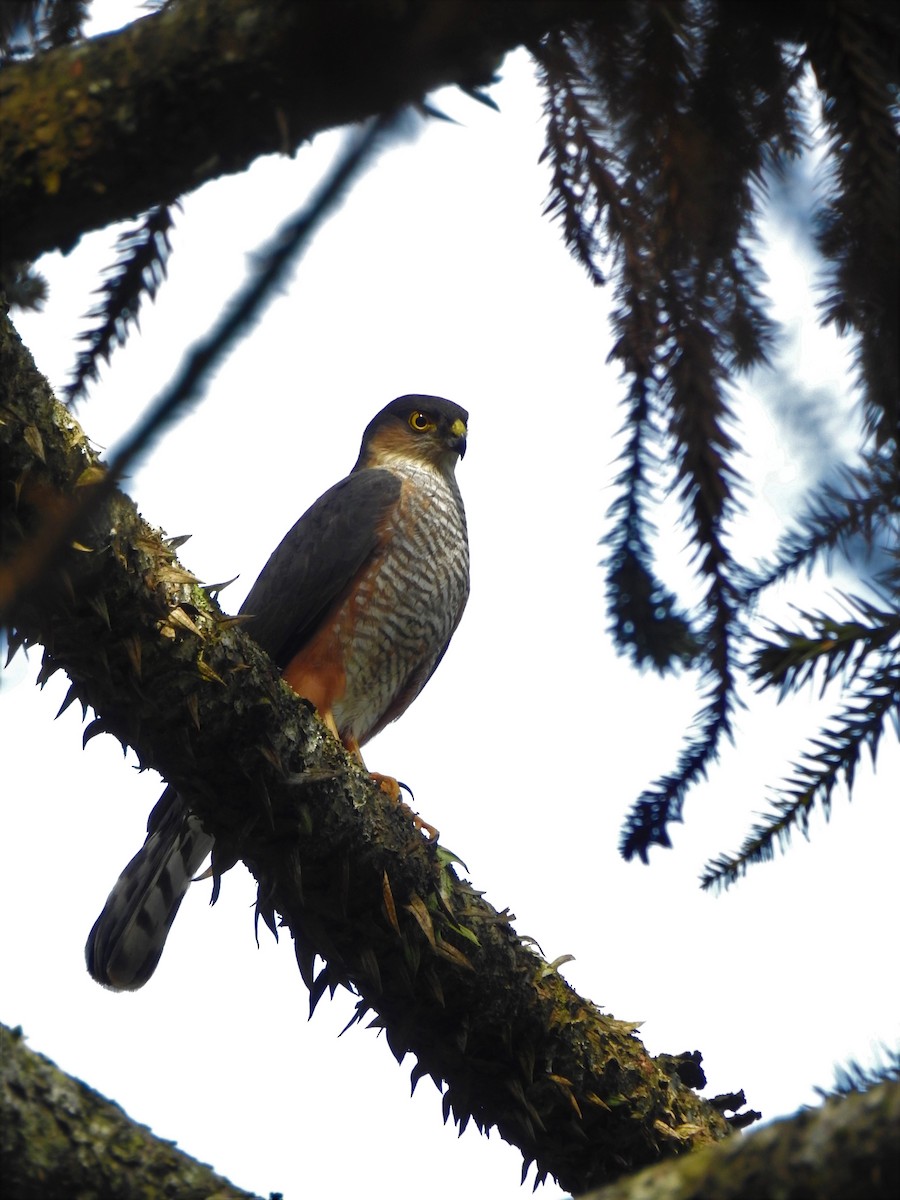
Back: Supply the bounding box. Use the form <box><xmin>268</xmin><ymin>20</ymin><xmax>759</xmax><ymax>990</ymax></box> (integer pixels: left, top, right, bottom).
<box><xmin>411</xmin><ymin>812</ymin><xmax>440</xmax><ymax>841</ymax></box>
<box><xmin>368</xmin><ymin>773</ymin><xmax>438</xmax><ymax>840</ymax></box>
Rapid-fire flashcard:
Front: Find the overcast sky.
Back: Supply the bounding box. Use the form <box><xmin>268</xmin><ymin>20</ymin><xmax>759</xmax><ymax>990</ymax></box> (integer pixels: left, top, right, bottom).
<box><xmin>2</xmin><ymin>6</ymin><xmax>898</xmax><ymax>1198</ymax></box>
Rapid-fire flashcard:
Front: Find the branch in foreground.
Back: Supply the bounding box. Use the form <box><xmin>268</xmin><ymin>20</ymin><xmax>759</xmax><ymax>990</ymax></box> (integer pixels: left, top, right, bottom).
<box><xmin>0</xmin><ymin>309</ymin><xmax>753</xmax><ymax>1193</ymax></box>
<box><xmin>0</xmin><ymin>0</ymin><xmax>591</xmax><ymax>265</ymax></box>
<box><xmin>579</xmin><ymin>1078</ymin><xmax>900</xmax><ymax>1200</ymax></box>
<box><xmin>0</xmin><ymin>1023</ymin><xmax>265</xmax><ymax>1200</ymax></box>
<box><xmin>4</xmin><ymin>1021</ymin><xmax>897</xmax><ymax>1200</ymax></box>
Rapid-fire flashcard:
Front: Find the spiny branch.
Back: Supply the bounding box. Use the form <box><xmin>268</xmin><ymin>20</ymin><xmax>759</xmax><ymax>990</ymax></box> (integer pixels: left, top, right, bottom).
<box><xmin>701</xmin><ymin>643</ymin><xmax>899</xmax><ymax>891</ymax></box>
<box><xmin>1</xmin><ymin>309</ymin><xmax>748</xmax><ymax>1194</ymax></box>
<box><xmin>535</xmin><ymin>6</ymin><xmax>897</xmax><ymax>871</ymax></box>
<box><xmin>743</xmin><ymin>451</ymin><xmax>900</xmax><ymax>597</ymax></box>
<box><xmin>802</xmin><ymin>0</ymin><xmax>900</xmax><ymax>453</ymax></box>
<box><xmin>65</xmin><ymin>204</ymin><xmax>178</xmax><ymax>406</ymax></box>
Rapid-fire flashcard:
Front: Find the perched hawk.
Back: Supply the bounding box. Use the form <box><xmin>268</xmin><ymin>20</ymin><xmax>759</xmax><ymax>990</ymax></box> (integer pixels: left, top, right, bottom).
<box><xmin>87</xmin><ymin>395</ymin><xmax>469</xmax><ymax>989</ymax></box>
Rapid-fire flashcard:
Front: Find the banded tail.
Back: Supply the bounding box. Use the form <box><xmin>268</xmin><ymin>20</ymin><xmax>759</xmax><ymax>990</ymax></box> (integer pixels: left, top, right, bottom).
<box><xmin>86</xmin><ymin>788</ymin><xmax>213</xmax><ymax>990</ymax></box>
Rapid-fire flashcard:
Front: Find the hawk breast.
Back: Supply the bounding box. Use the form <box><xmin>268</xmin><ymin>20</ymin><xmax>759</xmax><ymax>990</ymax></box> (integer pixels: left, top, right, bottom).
<box><xmin>332</xmin><ymin>459</ymin><xmax>469</xmax><ymax>746</ymax></box>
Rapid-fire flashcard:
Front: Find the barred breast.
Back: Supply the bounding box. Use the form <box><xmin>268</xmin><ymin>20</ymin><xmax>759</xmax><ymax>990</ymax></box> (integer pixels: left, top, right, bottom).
<box><xmin>332</xmin><ymin>459</ymin><xmax>469</xmax><ymax>746</ymax></box>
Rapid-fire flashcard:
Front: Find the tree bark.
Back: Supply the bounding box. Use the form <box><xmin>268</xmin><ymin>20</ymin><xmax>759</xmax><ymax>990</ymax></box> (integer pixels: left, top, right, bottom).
<box><xmin>0</xmin><ymin>1023</ymin><xmax>264</xmax><ymax>1200</ymax></box>
<box><xmin>0</xmin><ymin>0</ymin><xmax>590</xmax><ymax>265</ymax></box>
<box><xmin>579</xmin><ymin>1079</ymin><xmax>900</xmax><ymax>1200</ymax></box>
<box><xmin>4</xmin><ymin>1020</ymin><xmax>896</xmax><ymax>1200</ymax></box>
<box><xmin>0</xmin><ymin>306</ymin><xmax>751</xmax><ymax>1193</ymax></box>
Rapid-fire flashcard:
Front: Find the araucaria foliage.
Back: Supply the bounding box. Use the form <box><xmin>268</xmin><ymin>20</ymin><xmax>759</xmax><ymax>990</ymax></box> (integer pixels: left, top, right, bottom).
<box><xmin>535</xmin><ymin>1</ymin><xmax>899</xmax><ymax>880</ymax></box>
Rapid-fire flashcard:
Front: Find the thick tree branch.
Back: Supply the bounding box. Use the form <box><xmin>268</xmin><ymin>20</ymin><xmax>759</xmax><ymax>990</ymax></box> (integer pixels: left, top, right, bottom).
<box><xmin>5</xmin><ymin>1020</ymin><xmax>897</xmax><ymax>1200</ymax></box>
<box><xmin>0</xmin><ymin>1023</ymin><xmax>264</xmax><ymax>1200</ymax></box>
<box><xmin>579</xmin><ymin>1079</ymin><xmax>900</xmax><ymax>1200</ymax></box>
<box><xmin>0</xmin><ymin>0</ymin><xmax>589</xmax><ymax>265</ymax></box>
<box><xmin>0</xmin><ymin>307</ymin><xmax>751</xmax><ymax>1192</ymax></box>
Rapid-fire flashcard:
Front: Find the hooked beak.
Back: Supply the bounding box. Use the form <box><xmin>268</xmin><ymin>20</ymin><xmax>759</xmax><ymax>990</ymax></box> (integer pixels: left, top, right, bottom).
<box><xmin>448</xmin><ymin>417</ymin><xmax>467</xmax><ymax>458</ymax></box>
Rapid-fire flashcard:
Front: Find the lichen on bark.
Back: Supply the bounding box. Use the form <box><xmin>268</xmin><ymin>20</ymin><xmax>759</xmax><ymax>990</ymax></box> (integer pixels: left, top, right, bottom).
<box><xmin>0</xmin><ymin>1023</ymin><xmax>266</xmax><ymax>1200</ymax></box>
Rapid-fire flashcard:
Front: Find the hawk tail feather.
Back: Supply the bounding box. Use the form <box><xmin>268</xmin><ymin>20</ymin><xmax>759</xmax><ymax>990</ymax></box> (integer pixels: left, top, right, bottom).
<box><xmin>86</xmin><ymin>789</ymin><xmax>213</xmax><ymax>990</ymax></box>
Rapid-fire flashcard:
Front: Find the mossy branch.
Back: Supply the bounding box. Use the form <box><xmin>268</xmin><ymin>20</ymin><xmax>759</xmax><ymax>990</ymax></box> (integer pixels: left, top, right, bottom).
<box><xmin>0</xmin><ymin>307</ymin><xmax>751</xmax><ymax>1192</ymax></box>
<box><xmin>4</xmin><ymin>1020</ymin><xmax>897</xmax><ymax>1200</ymax></box>
<box><xmin>578</xmin><ymin>1078</ymin><xmax>900</xmax><ymax>1200</ymax></box>
<box><xmin>0</xmin><ymin>0</ymin><xmax>591</xmax><ymax>266</ymax></box>
<box><xmin>0</xmin><ymin>1023</ymin><xmax>265</xmax><ymax>1200</ymax></box>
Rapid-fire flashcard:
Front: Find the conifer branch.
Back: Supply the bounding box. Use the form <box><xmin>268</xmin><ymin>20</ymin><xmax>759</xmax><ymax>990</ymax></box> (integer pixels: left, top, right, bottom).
<box><xmin>817</xmin><ymin>1047</ymin><xmax>900</xmax><ymax>1100</ymax></box>
<box><xmin>802</xmin><ymin>1</ymin><xmax>900</xmax><ymax>453</ymax></box>
<box><xmin>751</xmin><ymin>594</ymin><xmax>900</xmax><ymax>699</ymax></box>
<box><xmin>535</xmin><ymin>7</ymin><xmax>897</xmax><ymax>868</ymax></box>
<box><xmin>602</xmin><ymin>374</ymin><xmax>701</xmax><ymax>673</ymax></box>
<box><xmin>0</xmin><ymin>0</ymin><xmax>593</xmax><ymax>265</ymax></box>
<box><xmin>744</xmin><ymin>452</ymin><xmax>900</xmax><ymax>597</ymax></box>
<box><xmin>700</xmin><ymin>652</ymin><xmax>899</xmax><ymax>891</ymax></box>
<box><xmin>65</xmin><ymin>204</ymin><xmax>178</xmax><ymax>406</ymax></box>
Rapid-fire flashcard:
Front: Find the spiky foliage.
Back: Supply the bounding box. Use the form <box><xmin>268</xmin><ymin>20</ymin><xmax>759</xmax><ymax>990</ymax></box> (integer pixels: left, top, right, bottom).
<box><xmin>534</xmin><ymin>2</ymin><xmax>899</xmax><ymax>873</ymax></box>
<box><xmin>815</xmin><ymin>1047</ymin><xmax>900</xmax><ymax>1100</ymax></box>
<box><xmin>804</xmin><ymin>2</ymin><xmax>900</xmax><ymax>455</ymax></box>
<box><xmin>744</xmin><ymin>451</ymin><xmax>900</xmax><ymax>596</ymax></box>
<box><xmin>0</xmin><ymin>0</ymin><xmax>89</xmax><ymax>61</ymax></box>
<box><xmin>65</xmin><ymin>204</ymin><xmax>177</xmax><ymax>405</ymax></box>
<box><xmin>701</xmin><ymin>462</ymin><xmax>900</xmax><ymax>889</ymax></box>
<box><xmin>0</xmin><ymin>261</ymin><xmax>47</xmax><ymax>311</ymax></box>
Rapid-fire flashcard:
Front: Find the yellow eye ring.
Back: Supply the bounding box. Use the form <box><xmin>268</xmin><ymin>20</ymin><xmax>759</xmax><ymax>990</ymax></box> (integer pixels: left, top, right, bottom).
<box><xmin>409</xmin><ymin>411</ymin><xmax>432</xmax><ymax>432</ymax></box>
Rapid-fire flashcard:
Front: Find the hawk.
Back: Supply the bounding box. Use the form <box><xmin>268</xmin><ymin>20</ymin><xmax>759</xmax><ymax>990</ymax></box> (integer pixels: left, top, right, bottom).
<box><xmin>86</xmin><ymin>395</ymin><xmax>469</xmax><ymax>989</ymax></box>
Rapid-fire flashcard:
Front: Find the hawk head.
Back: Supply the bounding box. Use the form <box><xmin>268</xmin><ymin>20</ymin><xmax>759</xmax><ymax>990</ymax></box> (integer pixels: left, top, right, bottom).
<box><xmin>356</xmin><ymin>395</ymin><xmax>467</xmax><ymax>473</ymax></box>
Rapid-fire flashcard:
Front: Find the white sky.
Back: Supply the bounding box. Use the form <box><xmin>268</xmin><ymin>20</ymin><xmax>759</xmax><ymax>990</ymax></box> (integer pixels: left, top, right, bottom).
<box><xmin>2</xmin><ymin>7</ymin><xmax>898</xmax><ymax>1198</ymax></box>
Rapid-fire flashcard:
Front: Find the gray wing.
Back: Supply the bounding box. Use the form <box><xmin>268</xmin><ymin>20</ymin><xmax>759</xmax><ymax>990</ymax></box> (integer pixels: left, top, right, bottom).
<box><xmin>238</xmin><ymin>467</ymin><xmax>401</xmax><ymax>668</ymax></box>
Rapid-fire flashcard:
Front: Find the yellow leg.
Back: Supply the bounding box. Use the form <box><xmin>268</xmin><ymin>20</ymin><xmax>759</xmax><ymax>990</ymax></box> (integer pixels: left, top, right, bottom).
<box><xmin>326</xmin><ymin>719</ymin><xmax>438</xmax><ymax>839</ymax></box>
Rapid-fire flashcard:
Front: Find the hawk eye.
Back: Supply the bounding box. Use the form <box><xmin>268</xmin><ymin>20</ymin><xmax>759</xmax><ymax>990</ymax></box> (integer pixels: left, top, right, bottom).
<box><xmin>409</xmin><ymin>411</ymin><xmax>432</xmax><ymax>432</ymax></box>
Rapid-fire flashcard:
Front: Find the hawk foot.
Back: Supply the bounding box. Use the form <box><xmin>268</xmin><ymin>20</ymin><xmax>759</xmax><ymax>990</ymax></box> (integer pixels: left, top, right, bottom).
<box><xmin>369</xmin><ymin>772</ymin><xmax>439</xmax><ymax>841</ymax></box>
<box><xmin>369</xmin><ymin>771</ymin><xmax>401</xmax><ymax>801</ymax></box>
